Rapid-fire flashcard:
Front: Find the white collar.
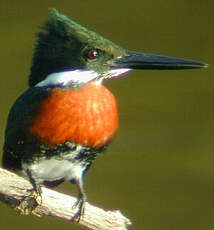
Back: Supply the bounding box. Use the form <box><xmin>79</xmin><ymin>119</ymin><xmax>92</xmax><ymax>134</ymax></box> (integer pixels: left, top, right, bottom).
<box><xmin>36</xmin><ymin>68</ymin><xmax>131</xmax><ymax>87</ymax></box>
<box><xmin>36</xmin><ymin>69</ymin><xmax>99</xmax><ymax>87</ymax></box>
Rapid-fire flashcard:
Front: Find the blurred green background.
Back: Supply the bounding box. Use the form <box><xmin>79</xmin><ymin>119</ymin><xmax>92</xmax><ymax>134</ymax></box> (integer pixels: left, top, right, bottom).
<box><xmin>0</xmin><ymin>0</ymin><xmax>213</xmax><ymax>230</ymax></box>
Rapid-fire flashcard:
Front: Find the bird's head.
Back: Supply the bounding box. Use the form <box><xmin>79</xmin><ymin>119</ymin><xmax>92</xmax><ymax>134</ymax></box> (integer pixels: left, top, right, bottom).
<box><xmin>29</xmin><ymin>8</ymin><xmax>208</xmax><ymax>88</ymax></box>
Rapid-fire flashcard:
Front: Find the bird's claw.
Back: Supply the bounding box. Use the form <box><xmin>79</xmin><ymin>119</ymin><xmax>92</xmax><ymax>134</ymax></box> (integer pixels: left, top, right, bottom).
<box><xmin>71</xmin><ymin>196</ymin><xmax>85</xmax><ymax>223</ymax></box>
<box><xmin>15</xmin><ymin>189</ymin><xmax>42</xmax><ymax>215</ymax></box>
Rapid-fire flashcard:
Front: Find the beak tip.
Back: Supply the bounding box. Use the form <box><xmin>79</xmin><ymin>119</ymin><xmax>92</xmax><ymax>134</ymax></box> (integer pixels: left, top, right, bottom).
<box><xmin>203</xmin><ymin>63</ymin><xmax>209</xmax><ymax>68</ymax></box>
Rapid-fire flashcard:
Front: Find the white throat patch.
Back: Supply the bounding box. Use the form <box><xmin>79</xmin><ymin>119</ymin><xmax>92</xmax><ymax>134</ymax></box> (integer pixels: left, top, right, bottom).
<box><xmin>36</xmin><ymin>68</ymin><xmax>131</xmax><ymax>87</ymax></box>
<box><xmin>36</xmin><ymin>70</ymin><xmax>99</xmax><ymax>87</ymax></box>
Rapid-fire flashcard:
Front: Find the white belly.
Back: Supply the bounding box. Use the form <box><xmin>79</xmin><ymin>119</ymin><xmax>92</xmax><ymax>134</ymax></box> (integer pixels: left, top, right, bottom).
<box><xmin>22</xmin><ymin>147</ymin><xmax>86</xmax><ymax>185</ymax></box>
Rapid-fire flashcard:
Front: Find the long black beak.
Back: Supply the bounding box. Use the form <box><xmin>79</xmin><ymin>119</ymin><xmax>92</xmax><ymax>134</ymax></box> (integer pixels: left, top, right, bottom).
<box><xmin>112</xmin><ymin>50</ymin><xmax>208</xmax><ymax>70</ymax></box>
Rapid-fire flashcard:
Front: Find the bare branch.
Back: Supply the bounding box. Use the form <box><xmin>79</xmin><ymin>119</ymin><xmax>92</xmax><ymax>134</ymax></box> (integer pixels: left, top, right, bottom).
<box><xmin>0</xmin><ymin>167</ymin><xmax>131</xmax><ymax>230</ymax></box>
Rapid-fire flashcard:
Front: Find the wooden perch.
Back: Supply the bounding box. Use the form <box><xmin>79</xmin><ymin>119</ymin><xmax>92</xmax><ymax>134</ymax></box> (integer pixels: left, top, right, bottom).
<box><xmin>0</xmin><ymin>167</ymin><xmax>131</xmax><ymax>230</ymax></box>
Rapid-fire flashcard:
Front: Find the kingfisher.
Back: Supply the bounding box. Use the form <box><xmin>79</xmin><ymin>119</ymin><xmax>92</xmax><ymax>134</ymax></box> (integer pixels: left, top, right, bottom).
<box><xmin>2</xmin><ymin>8</ymin><xmax>207</xmax><ymax>220</ymax></box>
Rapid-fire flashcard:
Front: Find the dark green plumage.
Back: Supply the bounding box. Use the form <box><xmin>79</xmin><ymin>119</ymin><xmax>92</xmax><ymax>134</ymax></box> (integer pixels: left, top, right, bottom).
<box><xmin>29</xmin><ymin>8</ymin><xmax>125</xmax><ymax>87</ymax></box>
<box><xmin>3</xmin><ymin>87</ymin><xmax>49</xmax><ymax>170</ymax></box>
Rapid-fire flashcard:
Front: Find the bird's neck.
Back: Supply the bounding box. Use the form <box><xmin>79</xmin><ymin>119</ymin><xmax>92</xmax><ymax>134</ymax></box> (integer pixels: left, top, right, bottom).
<box><xmin>35</xmin><ymin>70</ymin><xmax>100</xmax><ymax>88</ymax></box>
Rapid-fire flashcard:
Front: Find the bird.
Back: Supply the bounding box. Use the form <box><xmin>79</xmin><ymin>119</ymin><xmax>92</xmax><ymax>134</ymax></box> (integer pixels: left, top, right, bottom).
<box><xmin>2</xmin><ymin>8</ymin><xmax>207</xmax><ymax>221</ymax></box>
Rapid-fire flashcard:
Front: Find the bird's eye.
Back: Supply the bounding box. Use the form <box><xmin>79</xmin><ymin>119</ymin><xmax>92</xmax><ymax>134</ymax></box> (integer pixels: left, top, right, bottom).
<box><xmin>85</xmin><ymin>48</ymin><xmax>102</xmax><ymax>59</ymax></box>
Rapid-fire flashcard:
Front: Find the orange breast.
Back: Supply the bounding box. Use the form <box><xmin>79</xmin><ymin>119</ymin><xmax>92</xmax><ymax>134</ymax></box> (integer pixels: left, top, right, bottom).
<box><xmin>29</xmin><ymin>82</ymin><xmax>118</xmax><ymax>148</ymax></box>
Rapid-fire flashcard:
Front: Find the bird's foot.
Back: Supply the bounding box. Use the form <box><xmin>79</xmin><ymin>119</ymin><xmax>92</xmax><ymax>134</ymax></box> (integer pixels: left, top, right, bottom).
<box><xmin>15</xmin><ymin>189</ymin><xmax>42</xmax><ymax>216</ymax></box>
<box><xmin>71</xmin><ymin>196</ymin><xmax>86</xmax><ymax>223</ymax></box>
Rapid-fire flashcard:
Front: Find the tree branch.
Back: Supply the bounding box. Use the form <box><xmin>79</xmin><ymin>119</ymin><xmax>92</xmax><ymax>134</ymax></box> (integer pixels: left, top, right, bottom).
<box><xmin>0</xmin><ymin>167</ymin><xmax>131</xmax><ymax>230</ymax></box>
